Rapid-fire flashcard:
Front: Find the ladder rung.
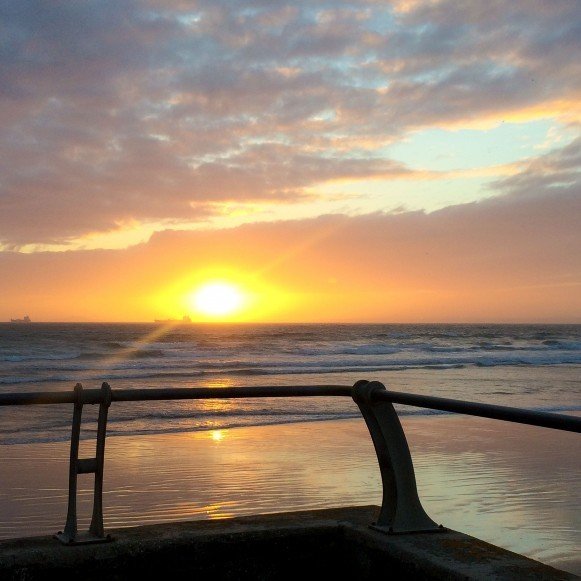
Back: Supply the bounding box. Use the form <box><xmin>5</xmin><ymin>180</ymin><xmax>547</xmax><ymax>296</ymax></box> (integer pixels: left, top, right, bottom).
<box><xmin>77</xmin><ymin>458</ymin><xmax>98</xmax><ymax>474</ymax></box>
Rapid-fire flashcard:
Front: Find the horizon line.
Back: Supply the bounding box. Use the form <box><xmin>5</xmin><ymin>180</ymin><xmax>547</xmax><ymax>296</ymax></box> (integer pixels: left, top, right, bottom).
<box><xmin>2</xmin><ymin>320</ymin><xmax>580</xmax><ymax>326</ymax></box>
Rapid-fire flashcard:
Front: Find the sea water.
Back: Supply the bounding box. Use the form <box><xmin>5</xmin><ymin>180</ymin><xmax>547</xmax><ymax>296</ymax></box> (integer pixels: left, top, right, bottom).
<box><xmin>0</xmin><ymin>323</ymin><xmax>579</xmax><ymax>445</ymax></box>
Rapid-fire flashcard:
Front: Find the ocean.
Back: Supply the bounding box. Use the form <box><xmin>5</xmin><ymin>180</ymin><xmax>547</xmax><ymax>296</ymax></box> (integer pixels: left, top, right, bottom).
<box><xmin>1</xmin><ymin>323</ymin><xmax>580</xmax><ymax>445</ymax></box>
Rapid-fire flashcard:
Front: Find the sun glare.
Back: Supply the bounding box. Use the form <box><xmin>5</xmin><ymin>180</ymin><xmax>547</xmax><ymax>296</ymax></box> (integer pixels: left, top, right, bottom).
<box><xmin>192</xmin><ymin>282</ymin><xmax>244</xmax><ymax>317</ymax></box>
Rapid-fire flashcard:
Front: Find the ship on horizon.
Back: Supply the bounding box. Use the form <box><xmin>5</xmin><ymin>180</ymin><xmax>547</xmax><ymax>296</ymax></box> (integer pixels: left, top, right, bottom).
<box><xmin>10</xmin><ymin>315</ymin><xmax>31</xmax><ymax>323</ymax></box>
<box><xmin>154</xmin><ymin>315</ymin><xmax>191</xmax><ymax>324</ymax></box>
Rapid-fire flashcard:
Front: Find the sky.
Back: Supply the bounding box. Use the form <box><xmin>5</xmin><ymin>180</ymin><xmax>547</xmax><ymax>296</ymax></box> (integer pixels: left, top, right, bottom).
<box><xmin>0</xmin><ymin>0</ymin><xmax>580</xmax><ymax>322</ymax></box>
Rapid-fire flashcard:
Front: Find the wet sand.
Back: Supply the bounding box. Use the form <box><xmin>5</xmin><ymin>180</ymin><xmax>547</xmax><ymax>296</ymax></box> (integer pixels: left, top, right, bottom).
<box><xmin>1</xmin><ymin>414</ymin><xmax>579</xmax><ymax>575</ymax></box>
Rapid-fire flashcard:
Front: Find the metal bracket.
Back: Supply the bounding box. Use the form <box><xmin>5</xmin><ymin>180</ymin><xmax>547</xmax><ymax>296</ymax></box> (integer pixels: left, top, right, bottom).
<box><xmin>55</xmin><ymin>382</ymin><xmax>113</xmax><ymax>545</ymax></box>
<box><xmin>352</xmin><ymin>380</ymin><xmax>445</xmax><ymax>534</ymax></box>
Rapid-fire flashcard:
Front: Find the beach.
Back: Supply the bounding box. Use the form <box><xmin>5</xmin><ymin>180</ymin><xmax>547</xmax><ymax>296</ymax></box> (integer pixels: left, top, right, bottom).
<box><xmin>1</xmin><ymin>413</ymin><xmax>579</xmax><ymax>575</ymax></box>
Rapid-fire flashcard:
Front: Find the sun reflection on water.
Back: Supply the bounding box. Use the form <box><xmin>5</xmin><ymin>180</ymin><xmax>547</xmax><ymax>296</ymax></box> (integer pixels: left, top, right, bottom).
<box><xmin>211</xmin><ymin>429</ymin><xmax>225</xmax><ymax>442</ymax></box>
<box><xmin>204</xmin><ymin>377</ymin><xmax>236</xmax><ymax>388</ymax></box>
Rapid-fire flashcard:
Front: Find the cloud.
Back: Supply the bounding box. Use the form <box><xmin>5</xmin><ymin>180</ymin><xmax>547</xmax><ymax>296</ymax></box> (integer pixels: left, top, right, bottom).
<box><xmin>0</xmin><ymin>156</ymin><xmax>579</xmax><ymax>322</ymax></box>
<box><xmin>492</xmin><ymin>134</ymin><xmax>581</xmax><ymax>196</ymax></box>
<box><xmin>0</xmin><ymin>1</ymin><xmax>580</xmax><ymax>245</ymax></box>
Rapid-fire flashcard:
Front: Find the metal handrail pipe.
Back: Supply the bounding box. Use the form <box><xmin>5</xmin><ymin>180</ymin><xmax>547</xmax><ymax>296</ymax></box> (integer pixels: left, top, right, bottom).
<box><xmin>375</xmin><ymin>390</ymin><xmax>581</xmax><ymax>433</ymax></box>
<box><xmin>0</xmin><ymin>390</ymin><xmax>101</xmax><ymax>406</ymax></box>
<box><xmin>0</xmin><ymin>385</ymin><xmax>353</xmax><ymax>407</ymax></box>
<box><xmin>112</xmin><ymin>385</ymin><xmax>353</xmax><ymax>402</ymax></box>
<box><xmin>0</xmin><ymin>384</ymin><xmax>579</xmax><ymax>433</ymax></box>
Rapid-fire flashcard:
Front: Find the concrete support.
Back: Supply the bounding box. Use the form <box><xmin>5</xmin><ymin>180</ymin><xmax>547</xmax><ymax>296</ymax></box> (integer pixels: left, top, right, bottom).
<box><xmin>352</xmin><ymin>380</ymin><xmax>442</xmax><ymax>534</ymax></box>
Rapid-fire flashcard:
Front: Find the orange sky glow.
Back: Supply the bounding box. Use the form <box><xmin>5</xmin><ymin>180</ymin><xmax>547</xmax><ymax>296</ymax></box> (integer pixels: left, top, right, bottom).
<box><xmin>1</xmin><ymin>198</ymin><xmax>579</xmax><ymax>323</ymax></box>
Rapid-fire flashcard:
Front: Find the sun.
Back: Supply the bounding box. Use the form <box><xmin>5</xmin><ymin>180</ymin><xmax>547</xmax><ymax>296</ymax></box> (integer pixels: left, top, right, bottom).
<box><xmin>191</xmin><ymin>282</ymin><xmax>244</xmax><ymax>318</ymax></box>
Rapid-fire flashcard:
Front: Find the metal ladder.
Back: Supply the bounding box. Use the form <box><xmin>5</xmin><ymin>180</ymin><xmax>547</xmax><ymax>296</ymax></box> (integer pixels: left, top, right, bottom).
<box><xmin>55</xmin><ymin>382</ymin><xmax>112</xmax><ymax>544</ymax></box>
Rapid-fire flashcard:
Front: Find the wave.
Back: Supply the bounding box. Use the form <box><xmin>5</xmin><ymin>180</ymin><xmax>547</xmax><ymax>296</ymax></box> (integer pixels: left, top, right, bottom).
<box><xmin>290</xmin><ymin>344</ymin><xmax>401</xmax><ymax>356</ymax></box>
<box><xmin>1</xmin><ymin>354</ymin><xmax>74</xmax><ymax>363</ymax></box>
<box><xmin>74</xmin><ymin>352</ymin><xmax>111</xmax><ymax>360</ymax></box>
<box><xmin>74</xmin><ymin>348</ymin><xmax>165</xmax><ymax>360</ymax></box>
<box><xmin>2</xmin><ymin>403</ymin><xmax>579</xmax><ymax>446</ymax></box>
<box><xmin>1</xmin><ymin>355</ymin><xmax>580</xmax><ymax>386</ymax></box>
<box><xmin>104</xmin><ymin>342</ymin><xmax>126</xmax><ymax>349</ymax></box>
<box><xmin>3</xmin><ymin>343</ymin><xmax>580</xmax><ymax>368</ymax></box>
<box><xmin>0</xmin><ymin>375</ymin><xmax>76</xmax><ymax>385</ymax></box>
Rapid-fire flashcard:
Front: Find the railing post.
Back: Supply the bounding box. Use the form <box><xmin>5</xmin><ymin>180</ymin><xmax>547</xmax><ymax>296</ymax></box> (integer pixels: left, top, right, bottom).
<box><xmin>352</xmin><ymin>380</ymin><xmax>443</xmax><ymax>534</ymax></box>
<box><xmin>57</xmin><ymin>383</ymin><xmax>83</xmax><ymax>543</ymax></box>
<box><xmin>55</xmin><ymin>382</ymin><xmax>112</xmax><ymax>545</ymax></box>
<box><xmin>89</xmin><ymin>382</ymin><xmax>112</xmax><ymax>539</ymax></box>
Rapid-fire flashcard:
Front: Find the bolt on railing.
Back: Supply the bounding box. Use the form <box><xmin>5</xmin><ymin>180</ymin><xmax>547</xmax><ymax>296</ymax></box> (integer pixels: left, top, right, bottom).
<box><xmin>1</xmin><ymin>381</ymin><xmax>580</xmax><ymax>544</ymax></box>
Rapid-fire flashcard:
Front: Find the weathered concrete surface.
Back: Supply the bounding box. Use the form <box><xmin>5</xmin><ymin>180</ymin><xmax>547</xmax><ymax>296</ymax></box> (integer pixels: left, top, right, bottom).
<box><xmin>0</xmin><ymin>506</ymin><xmax>576</xmax><ymax>580</ymax></box>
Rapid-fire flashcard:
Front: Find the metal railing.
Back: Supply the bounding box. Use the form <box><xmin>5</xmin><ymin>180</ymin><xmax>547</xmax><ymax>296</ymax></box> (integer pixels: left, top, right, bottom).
<box><xmin>1</xmin><ymin>381</ymin><xmax>580</xmax><ymax>545</ymax></box>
